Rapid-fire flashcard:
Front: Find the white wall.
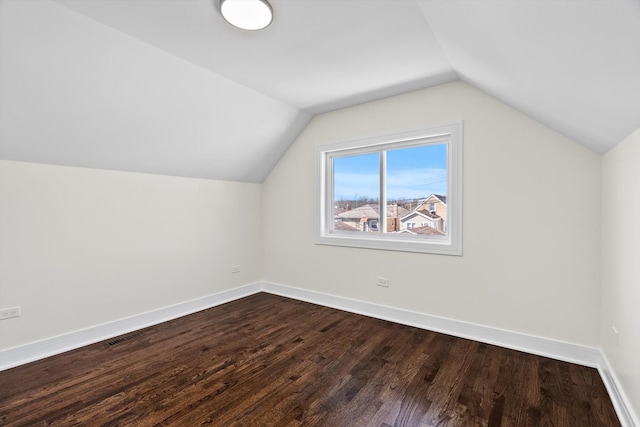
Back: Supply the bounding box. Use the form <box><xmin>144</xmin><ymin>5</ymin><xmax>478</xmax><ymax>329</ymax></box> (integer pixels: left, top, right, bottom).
<box><xmin>262</xmin><ymin>81</ymin><xmax>602</xmax><ymax>346</ymax></box>
<box><xmin>0</xmin><ymin>160</ymin><xmax>262</xmax><ymax>350</ymax></box>
<box><xmin>601</xmin><ymin>128</ymin><xmax>640</xmax><ymax>422</ymax></box>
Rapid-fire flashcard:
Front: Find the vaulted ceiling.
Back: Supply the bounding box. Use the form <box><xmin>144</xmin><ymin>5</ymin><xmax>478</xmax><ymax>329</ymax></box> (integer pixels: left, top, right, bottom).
<box><xmin>1</xmin><ymin>0</ymin><xmax>639</xmax><ymax>182</ymax></box>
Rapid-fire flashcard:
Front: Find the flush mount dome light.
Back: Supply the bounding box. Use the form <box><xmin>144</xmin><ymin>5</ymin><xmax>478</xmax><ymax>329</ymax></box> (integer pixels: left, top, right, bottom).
<box><xmin>220</xmin><ymin>0</ymin><xmax>273</xmax><ymax>31</ymax></box>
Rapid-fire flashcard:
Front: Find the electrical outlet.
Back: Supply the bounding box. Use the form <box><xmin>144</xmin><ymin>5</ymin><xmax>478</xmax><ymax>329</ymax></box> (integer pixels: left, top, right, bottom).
<box><xmin>377</xmin><ymin>277</ymin><xmax>389</xmax><ymax>287</ymax></box>
<box><xmin>232</xmin><ymin>265</ymin><xmax>241</xmax><ymax>274</ymax></box>
<box><xmin>0</xmin><ymin>306</ymin><xmax>20</xmax><ymax>320</ymax></box>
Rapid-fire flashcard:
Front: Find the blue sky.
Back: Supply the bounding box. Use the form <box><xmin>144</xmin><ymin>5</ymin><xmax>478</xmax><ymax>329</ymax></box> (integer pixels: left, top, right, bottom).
<box><xmin>333</xmin><ymin>144</ymin><xmax>447</xmax><ymax>201</ymax></box>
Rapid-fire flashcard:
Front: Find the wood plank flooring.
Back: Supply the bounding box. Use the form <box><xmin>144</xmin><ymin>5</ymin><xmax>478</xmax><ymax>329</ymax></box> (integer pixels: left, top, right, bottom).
<box><xmin>0</xmin><ymin>293</ymin><xmax>620</xmax><ymax>426</ymax></box>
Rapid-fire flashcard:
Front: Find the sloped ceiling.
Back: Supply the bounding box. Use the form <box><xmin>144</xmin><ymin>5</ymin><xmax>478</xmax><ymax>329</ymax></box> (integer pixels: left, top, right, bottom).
<box><xmin>1</xmin><ymin>0</ymin><xmax>638</xmax><ymax>182</ymax></box>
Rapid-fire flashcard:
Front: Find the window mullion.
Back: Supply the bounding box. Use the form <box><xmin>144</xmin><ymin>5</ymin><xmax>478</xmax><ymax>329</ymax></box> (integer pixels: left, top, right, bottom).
<box><xmin>380</xmin><ymin>150</ymin><xmax>387</xmax><ymax>234</ymax></box>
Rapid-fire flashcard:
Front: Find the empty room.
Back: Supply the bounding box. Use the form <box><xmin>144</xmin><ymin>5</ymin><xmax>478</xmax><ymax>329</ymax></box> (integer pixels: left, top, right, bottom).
<box><xmin>0</xmin><ymin>0</ymin><xmax>638</xmax><ymax>425</ymax></box>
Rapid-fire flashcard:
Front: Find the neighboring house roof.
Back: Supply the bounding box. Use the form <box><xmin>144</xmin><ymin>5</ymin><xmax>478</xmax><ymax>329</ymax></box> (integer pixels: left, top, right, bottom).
<box><xmin>415</xmin><ymin>209</ymin><xmax>441</xmax><ymax>219</ymax></box>
<box><xmin>398</xmin><ymin>225</ymin><xmax>446</xmax><ymax>236</ymax></box>
<box><xmin>400</xmin><ymin>210</ymin><xmax>441</xmax><ymax>222</ymax></box>
<box><xmin>337</xmin><ymin>204</ymin><xmax>380</xmax><ymax>220</ymax></box>
<box><xmin>433</xmin><ymin>194</ymin><xmax>446</xmax><ymax>204</ymax></box>
<box><xmin>334</xmin><ymin>221</ymin><xmax>358</xmax><ymax>231</ymax></box>
<box><xmin>337</xmin><ymin>204</ymin><xmax>410</xmax><ymax>220</ymax></box>
<box><xmin>417</xmin><ymin>194</ymin><xmax>447</xmax><ymax>209</ymax></box>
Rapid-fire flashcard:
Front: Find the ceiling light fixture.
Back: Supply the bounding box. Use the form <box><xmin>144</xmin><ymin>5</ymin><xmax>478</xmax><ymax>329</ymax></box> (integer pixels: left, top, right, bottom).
<box><xmin>220</xmin><ymin>0</ymin><xmax>273</xmax><ymax>31</ymax></box>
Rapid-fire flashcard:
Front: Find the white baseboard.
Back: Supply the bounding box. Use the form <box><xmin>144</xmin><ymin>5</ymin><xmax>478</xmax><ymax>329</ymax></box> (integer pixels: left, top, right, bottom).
<box><xmin>260</xmin><ymin>281</ymin><xmax>636</xmax><ymax>427</ymax></box>
<box><xmin>1</xmin><ymin>280</ymin><xmax>635</xmax><ymax>426</ymax></box>
<box><xmin>0</xmin><ymin>282</ymin><xmax>261</xmax><ymax>371</ymax></box>
<box><xmin>598</xmin><ymin>352</ymin><xmax>639</xmax><ymax>427</ymax></box>
<box><xmin>260</xmin><ymin>281</ymin><xmax>601</xmax><ymax>366</ymax></box>
<box><xmin>2</xmin><ymin>281</ymin><xmax>597</xmax><ymax>370</ymax></box>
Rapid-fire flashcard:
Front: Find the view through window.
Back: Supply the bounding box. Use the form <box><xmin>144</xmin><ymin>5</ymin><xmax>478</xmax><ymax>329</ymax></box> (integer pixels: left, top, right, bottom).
<box><xmin>332</xmin><ymin>144</ymin><xmax>447</xmax><ymax>237</ymax></box>
<box><xmin>316</xmin><ymin>122</ymin><xmax>462</xmax><ymax>255</ymax></box>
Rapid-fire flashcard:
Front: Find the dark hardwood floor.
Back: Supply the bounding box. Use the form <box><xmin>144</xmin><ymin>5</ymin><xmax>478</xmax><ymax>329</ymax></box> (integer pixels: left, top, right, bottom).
<box><xmin>0</xmin><ymin>293</ymin><xmax>620</xmax><ymax>426</ymax></box>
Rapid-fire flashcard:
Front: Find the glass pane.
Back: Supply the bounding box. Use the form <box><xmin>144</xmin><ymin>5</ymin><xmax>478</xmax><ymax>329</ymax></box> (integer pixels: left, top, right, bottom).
<box><xmin>384</xmin><ymin>144</ymin><xmax>447</xmax><ymax>236</ymax></box>
<box><xmin>332</xmin><ymin>152</ymin><xmax>380</xmax><ymax>233</ymax></box>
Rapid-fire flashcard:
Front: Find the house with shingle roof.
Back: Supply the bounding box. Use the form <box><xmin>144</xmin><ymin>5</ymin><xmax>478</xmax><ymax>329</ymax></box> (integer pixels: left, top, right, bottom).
<box><xmin>400</xmin><ymin>209</ymin><xmax>444</xmax><ymax>233</ymax></box>
<box><xmin>401</xmin><ymin>194</ymin><xmax>448</xmax><ymax>232</ymax></box>
<box><xmin>416</xmin><ymin>194</ymin><xmax>447</xmax><ymax>223</ymax></box>
<box><xmin>335</xmin><ymin>204</ymin><xmax>410</xmax><ymax>232</ymax></box>
<box><xmin>398</xmin><ymin>225</ymin><xmax>446</xmax><ymax>236</ymax></box>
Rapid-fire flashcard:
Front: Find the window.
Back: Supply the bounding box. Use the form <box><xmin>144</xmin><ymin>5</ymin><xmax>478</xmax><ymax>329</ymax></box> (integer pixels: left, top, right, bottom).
<box><xmin>316</xmin><ymin>122</ymin><xmax>462</xmax><ymax>255</ymax></box>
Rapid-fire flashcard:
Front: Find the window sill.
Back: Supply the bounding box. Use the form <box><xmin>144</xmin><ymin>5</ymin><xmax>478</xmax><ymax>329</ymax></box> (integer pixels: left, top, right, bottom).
<box><xmin>315</xmin><ymin>232</ymin><xmax>462</xmax><ymax>256</ymax></box>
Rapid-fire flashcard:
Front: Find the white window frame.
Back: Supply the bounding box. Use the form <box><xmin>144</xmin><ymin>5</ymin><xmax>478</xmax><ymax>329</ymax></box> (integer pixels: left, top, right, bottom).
<box><xmin>315</xmin><ymin>122</ymin><xmax>463</xmax><ymax>256</ymax></box>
